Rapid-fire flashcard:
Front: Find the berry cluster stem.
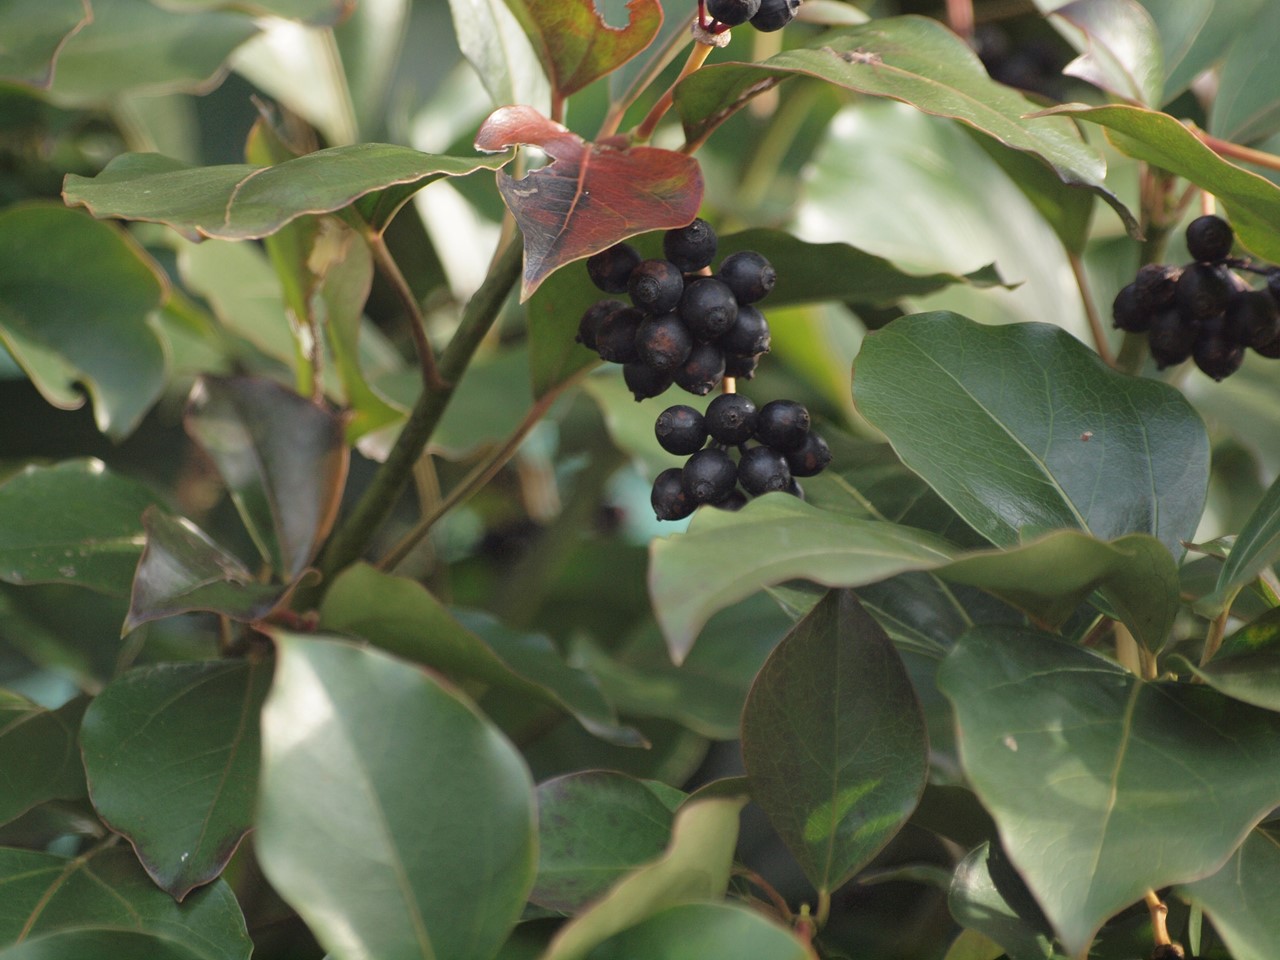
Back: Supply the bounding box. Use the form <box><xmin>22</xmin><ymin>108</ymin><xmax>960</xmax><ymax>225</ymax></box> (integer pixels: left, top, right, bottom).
<box><xmin>1193</xmin><ymin>127</ymin><xmax>1280</xmax><ymax>174</ymax></box>
<box><xmin>634</xmin><ymin>40</ymin><xmax>716</xmax><ymax>144</ymax></box>
<box><xmin>1145</xmin><ymin>890</ymin><xmax>1172</xmax><ymax>947</ymax></box>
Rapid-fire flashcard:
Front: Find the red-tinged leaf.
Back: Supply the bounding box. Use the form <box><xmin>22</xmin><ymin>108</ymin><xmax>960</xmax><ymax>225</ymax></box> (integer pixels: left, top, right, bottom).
<box><xmin>475</xmin><ymin>105</ymin><xmax>703</xmax><ymax>300</ymax></box>
<box><xmin>504</xmin><ymin>0</ymin><xmax>663</xmax><ymax>99</ymax></box>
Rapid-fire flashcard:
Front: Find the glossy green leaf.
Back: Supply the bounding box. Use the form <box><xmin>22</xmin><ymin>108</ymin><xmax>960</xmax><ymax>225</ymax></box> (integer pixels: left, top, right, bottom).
<box><xmin>0</xmin><ymin>460</ymin><xmax>155</xmax><ymax>597</ymax></box>
<box><xmin>853</xmin><ymin>313</ymin><xmax>1209</xmax><ymax>558</ymax></box>
<box><xmin>531</xmin><ymin>771</ymin><xmax>675</xmax><ymax>913</ymax></box>
<box><xmin>527</xmin><ymin>254</ymin><xmax>604</xmax><ymax>398</ymax></box>
<box><xmin>1050</xmin><ymin>0</ymin><xmax>1163</xmax><ymax>107</ymax></box>
<box><xmin>63</xmin><ymin>146</ymin><xmax>510</xmax><ymax>241</ymax></box>
<box><xmin>1182</xmin><ymin>607</ymin><xmax>1280</xmax><ymax>711</ymax></box>
<box><xmin>503</xmin><ymin>0</ymin><xmax>662</xmax><ymax>100</ymax></box>
<box><xmin>256</xmin><ymin>633</ymin><xmax>537</xmax><ymax>960</ymax></box>
<box><xmin>1044</xmin><ymin>103</ymin><xmax>1280</xmax><ymax>263</ymax></box>
<box><xmin>447</xmin><ymin>0</ymin><xmax>549</xmax><ymax>110</ymax></box>
<box><xmin>1211</xmin><ymin>2</ymin><xmax>1280</xmax><ymax>144</ymax></box>
<box><xmin>0</xmin><ymin>845</ymin><xmax>251</xmax><ymax>959</ymax></box>
<box><xmin>741</xmin><ymin>591</ymin><xmax>928</xmax><ymax>894</ymax></box>
<box><xmin>0</xmin><ymin>693</ymin><xmax>86</xmax><ymax>826</ymax></box>
<box><xmin>124</xmin><ymin>508</ymin><xmax>293</xmax><ymax>633</ymax></box>
<box><xmin>1137</xmin><ymin>0</ymin><xmax>1266</xmax><ymax>102</ymax></box>
<box><xmin>320</xmin><ymin>563</ymin><xmax>639</xmax><ymax>744</ymax></box>
<box><xmin>948</xmin><ymin>842</ymin><xmax>1063</xmax><ymax>960</ymax></box>
<box><xmin>938</xmin><ymin>627</ymin><xmax>1280</xmax><ymax>958</ymax></box>
<box><xmin>44</xmin><ymin>0</ymin><xmax>258</xmax><ymax>105</ymax></box>
<box><xmin>0</xmin><ymin>0</ymin><xmax>89</xmax><ymax>88</ymax></box>
<box><xmin>185</xmin><ymin>376</ymin><xmax>348</xmax><ymax>579</ymax></box>
<box><xmin>80</xmin><ymin>660</ymin><xmax>271</xmax><ymax>900</ymax></box>
<box><xmin>649</xmin><ymin>493</ymin><xmax>956</xmax><ymax>663</ymax></box>
<box><xmin>1178</xmin><ymin>825</ymin><xmax>1280</xmax><ymax>960</ymax></box>
<box><xmin>0</xmin><ymin>203</ymin><xmax>167</xmax><ymax>439</ymax></box>
<box><xmin>541</xmin><ymin>796</ymin><xmax>746</xmax><ymax>960</ymax></box>
<box><xmin>675</xmin><ymin>16</ymin><xmax>1130</xmax><ymax>228</ymax></box>
<box><xmin>1209</xmin><ymin>471</ymin><xmax>1280</xmax><ymax>613</ymax></box>
<box><xmin>582</xmin><ymin>902</ymin><xmax>811</xmax><ymax>960</ymax></box>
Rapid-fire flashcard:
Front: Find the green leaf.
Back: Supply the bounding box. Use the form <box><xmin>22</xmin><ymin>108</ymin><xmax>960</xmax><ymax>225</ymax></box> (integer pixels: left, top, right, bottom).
<box><xmin>948</xmin><ymin>842</ymin><xmax>1063</xmax><ymax>960</ymax></box>
<box><xmin>0</xmin><ymin>203</ymin><xmax>167</xmax><ymax>439</ymax></box>
<box><xmin>1042</xmin><ymin>103</ymin><xmax>1280</xmax><ymax>263</ymax></box>
<box><xmin>1050</xmin><ymin>0</ymin><xmax>1163</xmax><ymax>107</ymax></box>
<box><xmin>320</xmin><ymin>564</ymin><xmax>639</xmax><ymax>745</ymax></box>
<box><xmin>582</xmin><ymin>902</ymin><xmax>811</xmax><ymax>960</ymax></box>
<box><xmin>148</xmin><ymin>0</ymin><xmax>347</xmax><ymax>25</ymax></box>
<box><xmin>446</xmin><ymin>0</ymin><xmax>549</xmax><ymax>110</ymax></box>
<box><xmin>0</xmin><ymin>845</ymin><xmax>251</xmax><ymax>959</ymax></box>
<box><xmin>649</xmin><ymin>494</ymin><xmax>956</xmax><ymax>663</ymax></box>
<box><xmin>0</xmin><ymin>693</ymin><xmax>86</xmax><ymax>826</ymax></box>
<box><xmin>184</xmin><ymin>376</ymin><xmax>348</xmax><ymax>580</ymax></box>
<box><xmin>0</xmin><ymin>460</ymin><xmax>156</xmax><ymax>597</ymax></box>
<box><xmin>938</xmin><ymin>627</ymin><xmax>1280</xmax><ymax>958</ymax></box>
<box><xmin>1211</xmin><ymin>1</ymin><xmax>1280</xmax><ymax>144</ymax></box>
<box><xmin>540</xmin><ymin>796</ymin><xmax>746</xmax><ymax>960</ymax></box>
<box><xmin>852</xmin><ymin>312</ymin><xmax>1209</xmax><ymax>559</ymax></box>
<box><xmin>124</xmin><ymin>508</ymin><xmax>294</xmax><ymax>633</ymax></box>
<box><xmin>1181</xmin><ymin>608</ymin><xmax>1280</xmax><ymax>711</ymax></box>
<box><xmin>502</xmin><ymin>0</ymin><xmax>662</xmax><ymax>100</ymax></box>
<box><xmin>1178</xmin><ymin>825</ymin><xmax>1280</xmax><ymax>960</ymax></box>
<box><xmin>741</xmin><ymin>591</ymin><xmax>928</xmax><ymax>894</ymax></box>
<box><xmin>1209</xmin><ymin>471</ymin><xmax>1280</xmax><ymax>613</ymax></box>
<box><xmin>44</xmin><ymin>0</ymin><xmax>259</xmax><ymax>105</ymax></box>
<box><xmin>0</xmin><ymin>0</ymin><xmax>89</xmax><ymax>88</ymax></box>
<box><xmin>62</xmin><ymin>146</ymin><xmax>510</xmax><ymax>241</ymax></box>
<box><xmin>675</xmin><ymin>16</ymin><xmax>1131</xmax><ymax>228</ymax></box>
<box><xmin>531</xmin><ymin>771</ymin><xmax>675</xmax><ymax>913</ymax></box>
<box><xmin>80</xmin><ymin>660</ymin><xmax>271</xmax><ymax>901</ymax></box>
<box><xmin>1137</xmin><ymin>0</ymin><xmax>1266</xmax><ymax>102</ymax></box>
<box><xmin>255</xmin><ymin>633</ymin><xmax>537</xmax><ymax>960</ymax></box>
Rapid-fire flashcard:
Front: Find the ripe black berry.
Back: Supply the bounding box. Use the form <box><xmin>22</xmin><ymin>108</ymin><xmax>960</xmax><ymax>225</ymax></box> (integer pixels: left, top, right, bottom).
<box><xmin>1185</xmin><ymin>214</ymin><xmax>1233</xmax><ymax>263</ymax></box>
<box><xmin>587</xmin><ymin>243</ymin><xmax>642</xmax><ymax>293</ymax></box>
<box><xmin>1175</xmin><ymin>263</ymin><xmax>1233</xmax><ymax>325</ymax></box>
<box><xmin>713</xmin><ymin>490</ymin><xmax>748</xmax><ymax>511</ymax></box>
<box><xmin>718</xmin><ymin>251</ymin><xmax>777</xmax><ymax>304</ymax></box>
<box><xmin>674</xmin><ymin>343</ymin><xmax>726</xmax><ymax>396</ymax></box>
<box><xmin>683</xmin><ymin>448</ymin><xmax>738</xmax><ymax>504</ymax></box>
<box><xmin>1134</xmin><ymin>263</ymin><xmax>1180</xmax><ymax>309</ymax></box>
<box><xmin>595</xmin><ymin>306</ymin><xmax>645</xmax><ymax>363</ymax></box>
<box><xmin>680</xmin><ymin>278</ymin><xmax>739</xmax><ymax>341</ymax></box>
<box><xmin>1193</xmin><ymin>332</ymin><xmax>1244</xmax><ymax>381</ymax></box>
<box><xmin>738</xmin><ymin>445</ymin><xmax>792</xmax><ymax>496</ymax></box>
<box><xmin>663</xmin><ymin>219</ymin><xmax>718</xmax><ymax>273</ymax></box>
<box><xmin>652</xmin><ymin>468</ymin><xmax>694</xmax><ymax>521</ymax></box>
<box><xmin>1147</xmin><ymin>309</ymin><xmax>1197</xmax><ymax>369</ymax></box>
<box><xmin>623</xmin><ymin>361</ymin><xmax>673</xmax><ymax>401</ymax></box>
<box><xmin>577</xmin><ymin>299</ymin><xmax>624</xmax><ymax>350</ymax></box>
<box><xmin>750</xmin><ymin>0</ymin><xmax>801</xmax><ymax>31</ymax></box>
<box><xmin>704</xmin><ymin>393</ymin><xmax>758</xmax><ymax>445</ymax></box>
<box><xmin>707</xmin><ymin>0</ymin><xmax>761</xmax><ymax>26</ymax></box>
<box><xmin>655</xmin><ymin>404</ymin><xmax>708</xmax><ymax>455</ymax></box>
<box><xmin>635</xmin><ymin>312</ymin><xmax>694</xmax><ymax>371</ymax></box>
<box><xmin>755</xmin><ymin>399</ymin><xmax>810</xmax><ymax>452</ymax></box>
<box><xmin>718</xmin><ymin>304</ymin><xmax>771</xmax><ymax>356</ymax></box>
<box><xmin>1111</xmin><ymin>283</ymin><xmax>1148</xmax><ymax>333</ymax></box>
<box><xmin>1228</xmin><ymin>290</ymin><xmax>1280</xmax><ymax>350</ymax></box>
<box><xmin>786</xmin><ymin>432</ymin><xmax>832</xmax><ymax>477</ymax></box>
<box><xmin>628</xmin><ymin>259</ymin><xmax>684</xmax><ymax>314</ymax></box>
<box><xmin>724</xmin><ymin>353</ymin><xmax>762</xmax><ymax>379</ymax></box>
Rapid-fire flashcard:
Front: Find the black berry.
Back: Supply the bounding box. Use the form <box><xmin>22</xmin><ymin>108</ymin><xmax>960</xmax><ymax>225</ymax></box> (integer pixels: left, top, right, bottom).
<box><xmin>738</xmin><ymin>445</ymin><xmax>792</xmax><ymax>496</ymax></box>
<box><xmin>786</xmin><ymin>432</ymin><xmax>831</xmax><ymax>477</ymax></box>
<box><xmin>712</xmin><ymin>490</ymin><xmax>748</xmax><ymax>511</ymax></box>
<box><xmin>652</xmin><ymin>468</ymin><xmax>694</xmax><ymax>521</ymax></box>
<box><xmin>1175</xmin><ymin>263</ymin><xmax>1233</xmax><ymax>325</ymax></box>
<box><xmin>1134</xmin><ymin>263</ymin><xmax>1180</xmax><ymax>309</ymax></box>
<box><xmin>718</xmin><ymin>303</ymin><xmax>771</xmax><ymax>356</ymax></box>
<box><xmin>628</xmin><ymin>259</ymin><xmax>684</xmax><ymax>314</ymax></box>
<box><xmin>595</xmin><ymin>306</ymin><xmax>645</xmax><ymax>363</ymax></box>
<box><xmin>655</xmin><ymin>405</ymin><xmax>708</xmax><ymax>455</ymax></box>
<box><xmin>587</xmin><ymin>243</ymin><xmax>642</xmax><ymax>293</ymax></box>
<box><xmin>755</xmin><ymin>399</ymin><xmax>810</xmax><ymax>452</ymax></box>
<box><xmin>718</xmin><ymin>251</ymin><xmax>777</xmax><ymax>304</ymax></box>
<box><xmin>1147</xmin><ymin>309</ymin><xmax>1197</xmax><ymax>369</ymax></box>
<box><xmin>724</xmin><ymin>353</ymin><xmax>762</xmax><ymax>379</ymax></box>
<box><xmin>704</xmin><ymin>393</ymin><xmax>758</xmax><ymax>445</ymax></box>
<box><xmin>680</xmin><ymin>277</ymin><xmax>739</xmax><ymax>341</ymax></box>
<box><xmin>707</xmin><ymin>0</ymin><xmax>761</xmax><ymax>26</ymax></box>
<box><xmin>623</xmin><ymin>362</ymin><xmax>673</xmax><ymax>401</ymax></box>
<box><xmin>1185</xmin><ymin>215</ymin><xmax>1233</xmax><ymax>263</ymax></box>
<box><xmin>1193</xmin><ymin>331</ymin><xmax>1244</xmax><ymax>381</ymax></box>
<box><xmin>1111</xmin><ymin>283</ymin><xmax>1148</xmax><ymax>333</ymax></box>
<box><xmin>750</xmin><ymin>0</ymin><xmax>801</xmax><ymax>31</ymax></box>
<box><xmin>663</xmin><ymin>219</ymin><xmax>718</xmax><ymax>273</ymax></box>
<box><xmin>682</xmin><ymin>448</ymin><xmax>738</xmax><ymax>504</ymax></box>
<box><xmin>674</xmin><ymin>343</ymin><xmax>726</xmax><ymax>396</ymax></box>
<box><xmin>1228</xmin><ymin>290</ymin><xmax>1280</xmax><ymax>350</ymax></box>
<box><xmin>577</xmin><ymin>299</ymin><xmax>624</xmax><ymax>351</ymax></box>
<box><xmin>635</xmin><ymin>312</ymin><xmax>694</xmax><ymax>371</ymax></box>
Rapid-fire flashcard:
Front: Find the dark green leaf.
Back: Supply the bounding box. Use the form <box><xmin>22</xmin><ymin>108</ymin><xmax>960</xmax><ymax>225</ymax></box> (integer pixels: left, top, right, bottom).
<box><xmin>0</xmin><ymin>693</ymin><xmax>86</xmax><ymax>826</ymax></box>
<box><xmin>256</xmin><ymin>633</ymin><xmax>537</xmax><ymax>960</ymax></box>
<box><xmin>1178</xmin><ymin>825</ymin><xmax>1280</xmax><ymax>960</ymax></box>
<box><xmin>1050</xmin><ymin>0</ymin><xmax>1163</xmax><ymax>107</ymax></box>
<box><xmin>527</xmin><ymin>259</ymin><xmax>602</xmax><ymax>399</ymax></box>
<box><xmin>0</xmin><ymin>460</ymin><xmax>156</xmax><ymax>597</ymax></box>
<box><xmin>124</xmin><ymin>508</ymin><xmax>293</xmax><ymax>633</ymax></box>
<box><xmin>63</xmin><ymin>146</ymin><xmax>510</xmax><ymax>241</ymax></box>
<box><xmin>741</xmin><ymin>591</ymin><xmax>927</xmax><ymax>894</ymax></box>
<box><xmin>0</xmin><ymin>0</ymin><xmax>89</xmax><ymax>88</ymax></box>
<box><xmin>531</xmin><ymin>771</ymin><xmax>675</xmax><ymax>913</ymax></box>
<box><xmin>1207</xmin><ymin>471</ymin><xmax>1280</xmax><ymax>614</ymax></box>
<box><xmin>948</xmin><ymin>842</ymin><xmax>1063</xmax><ymax>960</ymax></box>
<box><xmin>938</xmin><ymin>627</ymin><xmax>1280</xmax><ymax>957</ymax></box>
<box><xmin>853</xmin><ymin>312</ymin><xmax>1209</xmax><ymax>559</ymax></box>
<box><xmin>582</xmin><ymin>902</ymin><xmax>811</xmax><ymax>960</ymax></box>
<box><xmin>0</xmin><ymin>845</ymin><xmax>251</xmax><ymax>959</ymax></box>
<box><xmin>0</xmin><ymin>203</ymin><xmax>167</xmax><ymax>439</ymax></box>
<box><xmin>184</xmin><ymin>376</ymin><xmax>348</xmax><ymax>580</ymax></box>
<box><xmin>1043</xmin><ymin>103</ymin><xmax>1280</xmax><ymax>263</ymax></box>
<box><xmin>80</xmin><ymin>660</ymin><xmax>271</xmax><ymax>900</ymax></box>
<box><xmin>1182</xmin><ymin>608</ymin><xmax>1280</xmax><ymax>711</ymax></box>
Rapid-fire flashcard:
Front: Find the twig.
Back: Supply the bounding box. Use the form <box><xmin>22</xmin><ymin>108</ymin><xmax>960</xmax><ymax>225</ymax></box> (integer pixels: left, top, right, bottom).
<box><xmin>947</xmin><ymin>0</ymin><xmax>975</xmax><ymax>42</ymax></box>
<box><xmin>362</xmin><ymin>223</ymin><xmax>447</xmax><ymax>392</ymax></box>
<box><xmin>599</xmin><ymin>17</ymin><xmax>696</xmax><ymax>140</ymax></box>
<box><xmin>1145</xmin><ymin>889</ymin><xmax>1171</xmax><ymax>946</ymax></box>
<box><xmin>1192</xmin><ymin>128</ymin><xmax>1280</xmax><ymax>174</ymax></box>
<box><xmin>634</xmin><ymin>40</ymin><xmax>716</xmax><ymax>143</ymax></box>
<box><xmin>1200</xmin><ymin>607</ymin><xmax>1230</xmax><ymax>667</ymax></box>
<box><xmin>1068</xmin><ymin>251</ymin><xmax>1115</xmax><ymax>368</ymax></box>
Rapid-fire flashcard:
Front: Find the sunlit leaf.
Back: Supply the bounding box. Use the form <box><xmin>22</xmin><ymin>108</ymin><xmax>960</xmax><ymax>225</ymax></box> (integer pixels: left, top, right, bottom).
<box><xmin>1050</xmin><ymin>0</ymin><xmax>1163</xmax><ymax>106</ymax></box>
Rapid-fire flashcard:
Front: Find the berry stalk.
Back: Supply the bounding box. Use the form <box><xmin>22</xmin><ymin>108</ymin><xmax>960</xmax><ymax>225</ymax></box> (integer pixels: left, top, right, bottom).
<box><xmin>634</xmin><ymin>39</ymin><xmax>717</xmax><ymax>144</ymax></box>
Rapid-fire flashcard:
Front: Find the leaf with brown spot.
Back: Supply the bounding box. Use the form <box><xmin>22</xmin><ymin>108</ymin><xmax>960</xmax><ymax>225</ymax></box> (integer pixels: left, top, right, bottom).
<box><xmin>475</xmin><ymin>105</ymin><xmax>703</xmax><ymax>299</ymax></box>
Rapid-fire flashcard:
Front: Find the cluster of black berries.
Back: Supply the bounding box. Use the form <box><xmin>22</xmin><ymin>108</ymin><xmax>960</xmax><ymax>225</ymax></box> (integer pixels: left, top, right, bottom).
<box><xmin>577</xmin><ymin>219</ymin><xmax>776</xmax><ymax>402</ymax></box>
<box><xmin>701</xmin><ymin>0</ymin><xmax>802</xmax><ymax>34</ymax></box>
<box><xmin>1112</xmin><ymin>214</ymin><xmax>1280</xmax><ymax>380</ymax></box>
<box><xmin>650</xmin><ymin>396</ymin><xmax>831</xmax><ymax>520</ymax></box>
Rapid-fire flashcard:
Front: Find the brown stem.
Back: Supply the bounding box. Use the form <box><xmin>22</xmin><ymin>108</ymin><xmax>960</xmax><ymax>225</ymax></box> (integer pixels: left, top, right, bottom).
<box><xmin>1145</xmin><ymin>890</ymin><xmax>1172</xmax><ymax>946</ymax></box>
<box><xmin>733</xmin><ymin>867</ymin><xmax>793</xmax><ymax>922</ymax></box>
<box><xmin>1068</xmin><ymin>251</ymin><xmax>1115</xmax><ymax>368</ymax></box>
<box><xmin>599</xmin><ymin>17</ymin><xmax>696</xmax><ymax>140</ymax></box>
<box><xmin>364</xmin><ymin>225</ymin><xmax>447</xmax><ymax>392</ymax></box>
<box><xmin>947</xmin><ymin>0</ymin><xmax>975</xmax><ymax>41</ymax></box>
<box><xmin>634</xmin><ymin>41</ymin><xmax>716</xmax><ymax>143</ymax></box>
<box><xmin>1193</xmin><ymin>128</ymin><xmax>1280</xmax><ymax>173</ymax></box>
<box><xmin>1200</xmin><ymin>608</ymin><xmax>1230</xmax><ymax>667</ymax></box>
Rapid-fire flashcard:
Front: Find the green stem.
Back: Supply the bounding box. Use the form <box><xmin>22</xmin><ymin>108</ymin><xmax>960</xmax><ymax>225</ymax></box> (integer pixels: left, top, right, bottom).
<box><xmin>316</xmin><ymin>235</ymin><xmax>523</xmax><ymax>584</ymax></box>
<box><xmin>362</xmin><ymin>223</ymin><xmax>447</xmax><ymax>391</ymax></box>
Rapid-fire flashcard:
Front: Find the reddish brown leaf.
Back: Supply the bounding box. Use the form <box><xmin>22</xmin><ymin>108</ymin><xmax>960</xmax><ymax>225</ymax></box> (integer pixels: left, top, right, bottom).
<box><xmin>505</xmin><ymin>0</ymin><xmax>663</xmax><ymax>100</ymax></box>
<box><xmin>475</xmin><ymin>105</ymin><xmax>703</xmax><ymax>300</ymax></box>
